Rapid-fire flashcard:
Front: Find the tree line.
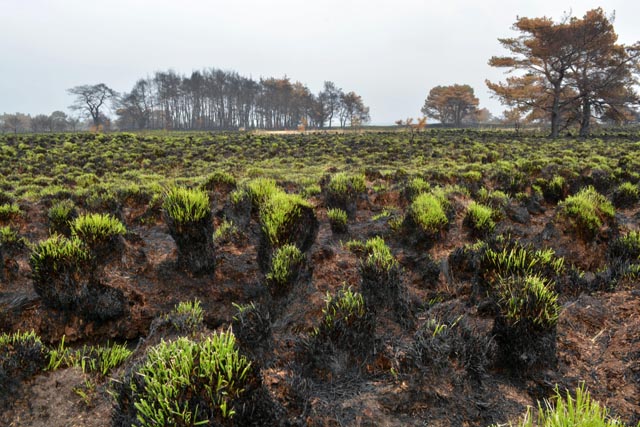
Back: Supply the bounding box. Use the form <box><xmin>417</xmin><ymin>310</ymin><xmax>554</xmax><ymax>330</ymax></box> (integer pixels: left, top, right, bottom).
<box><xmin>70</xmin><ymin>71</ymin><xmax>370</xmax><ymax>131</ymax></box>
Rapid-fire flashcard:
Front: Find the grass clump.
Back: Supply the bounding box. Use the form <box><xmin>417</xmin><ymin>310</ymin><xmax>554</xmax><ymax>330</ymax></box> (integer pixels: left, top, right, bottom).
<box><xmin>260</xmin><ymin>192</ymin><xmax>312</xmax><ymax>248</ymax></box>
<box><xmin>404</xmin><ymin>177</ymin><xmax>430</xmax><ymax>201</ymax></box>
<box><xmin>71</xmin><ymin>212</ymin><xmax>126</xmax><ymax>246</ymax></box>
<box><xmin>162</xmin><ymin>186</ymin><xmax>210</xmax><ymax>227</ymax></box>
<box><xmin>541</xmin><ymin>175</ymin><xmax>566</xmax><ymax>203</ymax></box>
<box><xmin>325</xmin><ymin>172</ymin><xmax>366</xmax><ymax>218</ymax></box>
<box><xmin>405</xmin><ymin>192</ymin><xmax>448</xmax><ymax>239</ymax></box>
<box><xmin>30</xmin><ymin>235</ymin><xmax>90</xmax><ymax>309</ymax></box>
<box><xmin>482</xmin><ymin>244</ymin><xmax>565</xmax><ymax>283</ymax></box>
<box><xmin>312</xmin><ymin>286</ymin><xmax>375</xmax><ymax>357</ymax></box>
<box><xmin>123</xmin><ymin>332</ymin><xmax>253</xmax><ymax>426</ymax></box>
<box><xmin>0</xmin><ymin>202</ymin><xmax>21</xmax><ymax>221</ymax></box>
<box><xmin>1</xmin><ymin>331</ymin><xmax>48</xmax><ymax>398</ymax></box>
<box><xmin>245</xmin><ymin>177</ymin><xmax>280</xmax><ymax>210</ymax></box>
<box><xmin>501</xmin><ymin>384</ymin><xmax>628</xmax><ymax>427</ymax></box>
<box><xmin>496</xmin><ymin>275</ymin><xmax>559</xmax><ymax>331</ymax></box>
<box><xmin>163</xmin><ymin>186</ymin><xmax>215</xmax><ymax>275</ymax></box>
<box><xmin>165</xmin><ymin>300</ymin><xmax>205</xmax><ymax>335</ymax></box>
<box><xmin>608</xmin><ymin>230</ymin><xmax>640</xmax><ymax>262</ymax></box>
<box><xmin>201</xmin><ymin>171</ymin><xmax>236</xmax><ymax>192</ymax></box>
<box><xmin>464</xmin><ymin>202</ymin><xmax>496</xmax><ymax>236</ymax></box>
<box><xmin>612</xmin><ymin>181</ymin><xmax>639</xmax><ymax>208</ymax></box>
<box><xmin>47</xmin><ymin>199</ymin><xmax>77</xmax><ymax>236</ymax></box>
<box><xmin>559</xmin><ymin>186</ymin><xmax>615</xmax><ymax>240</ymax></box>
<box><xmin>265</xmin><ymin>244</ymin><xmax>305</xmax><ymax>296</ymax></box>
<box><xmin>327</xmin><ymin>207</ymin><xmax>348</xmax><ymax>233</ymax></box>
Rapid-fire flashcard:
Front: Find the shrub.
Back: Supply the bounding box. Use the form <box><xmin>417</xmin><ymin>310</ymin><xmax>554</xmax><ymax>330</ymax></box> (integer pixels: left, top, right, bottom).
<box><xmin>482</xmin><ymin>244</ymin><xmax>564</xmax><ymax>284</ymax></box>
<box><xmin>315</xmin><ymin>286</ymin><xmax>374</xmax><ymax>355</ymax></box>
<box><xmin>608</xmin><ymin>230</ymin><xmax>640</xmax><ymax>262</ymax></box>
<box><xmin>164</xmin><ymin>300</ymin><xmax>205</xmax><ymax>335</ymax></box>
<box><xmin>120</xmin><ymin>332</ymin><xmax>255</xmax><ymax>426</ymax></box>
<box><xmin>542</xmin><ymin>175</ymin><xmax>566</xmax><ymax>203</ymax></box>
<box><xmin>71</xmin><ymin>212</ymin><xmax>126</xmax><ymax>264</ymax></box>
<box><xmin>0</xmin><ymin>331</ymin><xmax>48</xmax><ymax>400</ymax></box>
<box><xmin>213</xmin><ymin>219</ymin><xmax>239</xmax><ymax>244</ymax></box>
<box><xmin>358</xmin><ymin>236</ymin><xmax>409</xmax><ymax>324</ymax></box>
<box><xmin>163</xmin><ymin>186</ymin><xmax>215</xmax><ymax>275</ymax></box>
<box><xmin>491</xmin><ymin>274</ymin><xmax>559</xmax><ymax>370</ymax></box>
<box><xmin>47</xmin><ymin>199</ymin><xmax>77</xmax><ymax>236</ymax></box>
<box><xmin>0</xmin><ymin>202</ymin><xmax>21</xmax><ymax>221</ymax></box>
<box><xmin>559</xmin><ymin>186</ymin><xmax>615</xmax><ymax>240</ymax></box>
<box><xmin>162</xmin><ymin>186</ymin><xmax>211</xmax><ymax>227</ymax></box>
<box><xmin>201</xmin><ymin>171</ymin><xmax>236</xmax><ymax>192</ymax></box>
<box><xmin>612</xmin><ymin>181</ymin><xmax>639</xmax><ymax>208</ymax></box>
<box><xmin>327</xmin><ymin>207</ymin><xmax>348</xmax><ymax>233</ymax></box>
<box><xmin>232</xmin><ymin>302</ymin><xmax>272</xmax><ymax>359</ymax></box>
<box><xmin>464</xmin><ymin>202</ymin><xmax>496</xmax><ymax>236</ymax></box>
<box><xmin>257</xmin><ymin>191</ymin><xmax>317</xmax><ymax>272</ymax></box>
<box><xmin>265</xmin><ymin>244</ymin><xmax>305</xmax><ymax>297</ymax></box>
<box><xmin>405</xmin><ymin>192</ymin><xmax>448</xmax><ymax>240</ymax></box>
<box><xmin>404</xmin><ymin>177</ymin><xmax>430</xmax><ymax>201</ymax></box>
<box><xmin>245</xmin><ymin>177</ymin><xmax>280</xmax><ymax>210</ymax></box>
<box><xmin>501</xmin><ymin>384</ymin><xmax>627</xmax><ymax>427</ymax></box>
<box><xmin>325</xmin><ymin>172</ymin><xmax>366</xmax><ymax>218</ymax></box>
<box><xmin>30</xmin><ymin>235</ymin><xmax>90</xmax><ymax>309</ymax></box>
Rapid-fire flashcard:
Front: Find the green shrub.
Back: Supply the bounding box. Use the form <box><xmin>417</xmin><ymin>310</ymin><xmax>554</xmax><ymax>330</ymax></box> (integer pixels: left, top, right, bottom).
<box><xmin>0</xmin><ymin>225</ymin><xmax>20</xmax><ymax>247</ymax></box>
<box><xmin>30</xmin><ymin>235</ymin><xmax>90</xmax><ymax>309</ymax></box>
<box><xmin>213</xmin><ymin>219</ymin><xmax>239</xmax><ymax>244</ymax></box>
<box><xmin>502</xmin><ymin>384</ymin><xmax>627</xmax><ymax>427</ymax></box>
<box><xmin>164</xmin><ymin>300</ymin><xmax>205</xmax><ymax>335</ymax></box>
<box><xmin>71</xmin><ymin>212</ymin><xmax>126</xmax><ymax>246</ymax></box>
<box><xmin>163</xmin><ymin>186</ymin><xmax>215</xmax><ymax>275</ymax></box>
<box><xmin>327</xmin><ymin>207</ymin><xmax>348</xmax><ymax>233</ymax></box>
<box><xmin>358</xmin><ymin>236</ymin><xmax>409</xmax><ymax>324</ymax></box>
<box><xmin>482</xmin><ymin>244</ymin><xmax>565</xmax><ymax>283</ymax></box>
<box><xmin>406</xmin><ymin>192</ymin><xmax>448</xmax><ymax>238</ymax></box>
<box><xmin>0</xmin><ymin>330</ymin><xmax>48</xmax><ymax>398</ymax></box>
<box><xmin>542</xmin><ymin>175</ymin><xmax>566</xmax><ymax>203</ymax></box>
<box><xmin>201</xmin><ymin>171</ymin><xmax>236</xmax><ymax>191</ymax></box>
<box><xmin>559</xmin><ymin>186</ymin><xmax>615</xmax><ymax>239</ymax></box>
<box><xmin>47</xmin><ymin>199</ymin><xmax>77</xmax><ymax>236</ymax></box>
<box><xmin>496</xmin><ymin>275</ymin><xmax>559</xmax><ymax>331</ymax></box>
<box><xmin>325</xmin><ymin>172</ymin><xmax>366</xmax><ymax>218</ymax></box>
<box><xmin>0</xmin><ymin>203</ymin><xmax>21</xmax><ymax>221</ymax></box>
<box><xmin>612</xmin><ymin>181</ymin><xmax>639</xmax><ymax>208</ymax></box>
<box><xmin>464</xmin><ymin>202</ymin><xmax>496</xmax><ymax>236</ymax></box>
<box><xmin>404</xmin><ymin>177</ymin><xmax>430</xmax><ymax>201</ymax></box>
<box><xmin>312</xmin><ymin>286</ymin><xmax>375</xmax><ymax>356</ymax></box>
<box><xmin>245</xmin><ymin>178</ymin><xmax>279</xmax><ymax>210</ymax></box>
<box><xmin>265</xmin><ymin>244</ymin><xmax>304</xmax><ymax>296</ymax></box>
<box><xmin>126</xmin><ymin>332</ymin><xmax>253</xmax><ymax>426</ymax></box>
<box><xmin>608</xmin><ymin>230</ymin><xmax>640</xmax><ymax>262</ymax></box>
<box><xmin>162</xmin><ymin>186</ymin><xmax>211</xmax><ymax>226</ymax></box>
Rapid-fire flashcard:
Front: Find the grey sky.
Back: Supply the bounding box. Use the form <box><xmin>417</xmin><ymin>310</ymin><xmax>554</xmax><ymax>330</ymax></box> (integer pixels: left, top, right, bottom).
<box><xmin>1</xmin><ymin>0</ymin><xmax>639</xmax><ymax>125</ymax></box>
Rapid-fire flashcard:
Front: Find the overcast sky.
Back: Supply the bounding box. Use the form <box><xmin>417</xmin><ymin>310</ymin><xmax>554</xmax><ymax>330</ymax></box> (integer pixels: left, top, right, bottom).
<box><xmin>1</xmin><ymin>0</ymin><xmax>639</xmax><ymax>125</ymax></box>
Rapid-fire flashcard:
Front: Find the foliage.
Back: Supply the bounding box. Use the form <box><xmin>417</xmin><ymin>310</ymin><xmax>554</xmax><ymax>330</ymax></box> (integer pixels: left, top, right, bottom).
<box><xmin>162</xmin><ymin>186</ymin><xmax>211</xmax><ymax>225</ymax></box>
<box><xmin>0</xmin><ymin>202</ymin><xmax>21</xmax><ymax>221</ymax></box>
<box><xmin>71</xmin><ymin>212</ymin><xmax>126</xmax><ymax>247</ymax></box>
<box><xmin>612</xmin><ymin>181</ymin><xmax>639</xmax><ymax>208</ymax></box>
<box><xmin>496</xmin><ymin>275</ymin><xmax>560</xmax><ymax>331</ymax></box>
<box><xmin>421</xmin><ymin>84</ymin><xmax>480</xmax><ymax>126</ymax></box>
<box><xmin>501</xmin><ymin>384</ymin><xmax>628</xmax><ymax>427</ymax></box>
<box><xmin>47</xmin><ymin>199</ymin><xmax>77</xmax><ymax>236</ymax></box>
<box><xmin>259</xmin><ymin>191</ymin><xmax>312</xmax><ymax>247</ymax></box>
<box><xmin>213</xmin><ymin>219</ymin><xmax>239</xmax><ymax>244</ymax></box>
<box><xmin>327</xmin><ymin>207</ymin><xmax>348</xmax><ymax>233</ymax></box>
<box><xmin>407</xmin><ymin>192</ymin><xmax>448</xmax><ymax>237</ymax></box>
<box><xmin>265</xmin><ymin>244</ymin><xmax>304</xmax><ymax>294</ymax></box>
<box><xmin>164</xmin><ymin>300</ymin><xmax>205</xmax><ymax>335</ymax></box>
<box><xmin>464</xmin><ymin>202</ymin><xmax>496</xmax><ymax>236</ymax></box>
<box><xmin>128</xmin><ymin>332</ymin><xmax>252</xmax><ymax>426</ymax></box>
<box><xmin>559</xmin><ymin>186</ymin><xmax>615</xmax><ymax>239</ymax></box>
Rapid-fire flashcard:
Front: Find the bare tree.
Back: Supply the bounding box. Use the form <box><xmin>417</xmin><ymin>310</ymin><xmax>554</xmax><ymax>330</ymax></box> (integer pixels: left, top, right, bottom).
<box><xmin>67</xmin><ymin>83</ymin><xmax>118</xmax><ymax>129</ymax></box>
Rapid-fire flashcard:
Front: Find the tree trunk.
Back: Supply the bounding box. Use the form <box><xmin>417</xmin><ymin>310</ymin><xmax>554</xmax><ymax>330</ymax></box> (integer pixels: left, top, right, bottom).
<box><xmin>579</xmin><ymin>99</ymin><xmax>591</xmax><ymax>138</ymax></box>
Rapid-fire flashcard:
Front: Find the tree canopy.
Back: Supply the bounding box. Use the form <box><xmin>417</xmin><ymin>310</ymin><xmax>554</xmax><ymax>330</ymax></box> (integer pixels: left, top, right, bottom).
<box><xmin>487</xmin><ymin>8</ymin><xmax>640</xmax><ymax>137</ymax></box>
<box><xmin>421</xmin><ymin>84</ymin><xmax>480</xmax><ymax>127</ymax></box>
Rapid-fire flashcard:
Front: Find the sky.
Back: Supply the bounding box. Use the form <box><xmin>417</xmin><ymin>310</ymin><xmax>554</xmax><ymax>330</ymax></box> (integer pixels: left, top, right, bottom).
<box><xmin>1</xmin><ymin>0</ymin><xmax>639</xmax><ymax>125</ymax></box>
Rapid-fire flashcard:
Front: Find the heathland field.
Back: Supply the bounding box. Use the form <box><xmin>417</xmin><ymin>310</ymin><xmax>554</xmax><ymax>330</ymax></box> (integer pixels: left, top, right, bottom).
<box><xmin>1</xmin><ymin>129</ymin><xmax>640</xmax><ymax>426</ymax></box>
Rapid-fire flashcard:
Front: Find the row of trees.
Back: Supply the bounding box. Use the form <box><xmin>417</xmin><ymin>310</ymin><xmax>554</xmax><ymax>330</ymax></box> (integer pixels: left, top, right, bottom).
<box><xmin>0</xmin><ymin>111</ymin><xmax>82</xmax><ymax>134</ymax></box>
<box><xmin>67</xmin><ymin>71</ymin><xmax>370</xmax><ymax>131</ymax></box>
<box><xmin>487</xmin><ymin>8</ymin><xmax>640</xmax><ymax>138</ymax></box>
